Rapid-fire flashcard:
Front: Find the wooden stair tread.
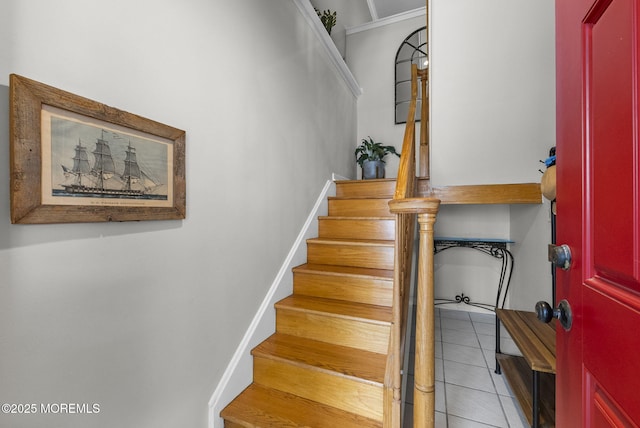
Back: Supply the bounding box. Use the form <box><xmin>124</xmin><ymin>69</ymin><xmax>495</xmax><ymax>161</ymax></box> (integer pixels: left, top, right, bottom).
<box><xmin>307</xmin><ymin>237</ymin><xmax>394</xmax><ymax>247</ymax></box>
<box><xmin>495</xmin><ymin>354</ymin><xmax>555</xmax><ymax>427</ymax></box>
<box><xmin>318</xmin><ymin>215</ymin><xmax>395</xmax><ymax>220</ymax></box>
<box><xmin>496</xmin><ymin>309</ymin><xmax>556</xmax><ymax>373</ymax></box>
<box><xmin>221</xmin><ymin>383</ymin><xmax>383</xmax><ymax>428</ymax></box>
<box><xmin>293</xmin><ymin>263</ymin><xmax>394</xmax><ymax>280</ymax></box>
<box><xmin>253</xmin><ymin>333</ymin><xmax>385</xmax><ymax>384</ymax></box>
<box><xmin>328</xmin><ymin>196</ymin><xmax>393</xmax><ymax>200</ymax></box>
<box><xmin>276</xmin><ymin>295</ymin><xmax>392</xmax><ymax>324</ymax></box>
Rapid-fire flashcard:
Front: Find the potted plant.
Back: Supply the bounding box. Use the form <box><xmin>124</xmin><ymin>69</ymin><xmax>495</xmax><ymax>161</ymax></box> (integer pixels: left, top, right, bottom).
<box><xmin>355</xmin><ymin>136</ymin><xmax>400</xmax><ymax>179</ymax></box>
<box><xmin>315</xmin><ymin>8</ymin><xmax>337</xmax><ymax>35</ymax></box>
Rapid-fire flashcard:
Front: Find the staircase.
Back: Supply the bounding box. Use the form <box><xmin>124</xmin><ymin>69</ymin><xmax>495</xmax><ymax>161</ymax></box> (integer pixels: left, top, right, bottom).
<box><xmin>221</xmin><ymin>179</ymin><xmax>398</xmax><ymax>428</ymax></box>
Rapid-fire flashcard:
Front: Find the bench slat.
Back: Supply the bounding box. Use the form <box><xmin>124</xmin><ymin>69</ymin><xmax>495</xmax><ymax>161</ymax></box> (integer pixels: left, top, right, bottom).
<box><xmin>496</xmin><ymin>354</ymin><xmax>556</xmax><ymax>427</ymax></box>
<box><xmin>496</xmin><ymin>309</ymin><xmax>556</xmax><ymax>374</ymax></box>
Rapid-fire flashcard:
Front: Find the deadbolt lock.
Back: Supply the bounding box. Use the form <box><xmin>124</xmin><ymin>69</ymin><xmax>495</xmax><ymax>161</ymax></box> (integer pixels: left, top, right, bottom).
<box><xmin>548</xmin><ymin>244</ymin><xmax>572</xmax><ymax>270</ymax></box>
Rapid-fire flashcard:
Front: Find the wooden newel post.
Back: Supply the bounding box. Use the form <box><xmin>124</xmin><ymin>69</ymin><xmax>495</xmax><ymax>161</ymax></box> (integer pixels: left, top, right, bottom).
<box><xmin>414</xmin><ymin>205</ymin><xmax>439</xmax><ymax>427</ymax></box>
<box><xmin>388</xmin><ymin>198</ymin><xmax>440</xmax><ymax>428</ymax></box>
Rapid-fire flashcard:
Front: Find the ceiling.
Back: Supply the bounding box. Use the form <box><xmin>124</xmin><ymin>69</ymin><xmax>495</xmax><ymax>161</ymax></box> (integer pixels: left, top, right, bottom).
<box><xmin>309</xmin><ymin>0</ymin><xmax>426</xmax><ymax>30</ymax></box>
<box><xmin>368</xmin><ymin>0</ymin><xmax>425</xmax><ymax>20</ymax></box>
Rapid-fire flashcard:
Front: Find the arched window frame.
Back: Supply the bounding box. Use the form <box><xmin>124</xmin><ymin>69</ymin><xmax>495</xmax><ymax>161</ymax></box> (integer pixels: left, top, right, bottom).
<box><xmin>394</xmin><ymin>26</ymin><xmax>427</xmax><ymax>124</ymax></box>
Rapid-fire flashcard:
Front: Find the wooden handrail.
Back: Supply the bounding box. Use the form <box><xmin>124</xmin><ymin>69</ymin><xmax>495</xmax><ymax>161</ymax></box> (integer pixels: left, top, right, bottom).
<box><xmin>384</xmin><ymin>64</ymin><xmax>418</xmax><ymax>428</ymax></box>
<box><xmin>394</xmin><ymin>65</ymin><xmax>419</xmax><ymax>200</ymax></box>
<box><xmin>418</xmin><ymin>68</ymin><xmax>429</xmax><ymax>179</ymax></box>
<box><xmin>385</xmin><ymin>63</ymin><xmax>440</xmax><ymax>428</ymax></box>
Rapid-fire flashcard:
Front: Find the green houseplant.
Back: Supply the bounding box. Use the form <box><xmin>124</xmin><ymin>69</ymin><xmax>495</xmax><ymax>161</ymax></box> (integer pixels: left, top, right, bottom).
<box><xmin>355</xmin><ymin>137</ymin><xmax>400</xmax><ymax>179</ymax></box>
<box><xmin>315</xmin><ymin>8</ymin><xmax>337</xmax><ymax>35</ymax></box>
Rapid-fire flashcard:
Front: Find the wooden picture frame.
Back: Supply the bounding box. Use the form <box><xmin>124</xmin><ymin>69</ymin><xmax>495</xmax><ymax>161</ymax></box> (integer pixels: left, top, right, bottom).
<box><xmin>9</xmin><ymin>74</ymin><xmax>186</xmax><ymax>224</ymax></box>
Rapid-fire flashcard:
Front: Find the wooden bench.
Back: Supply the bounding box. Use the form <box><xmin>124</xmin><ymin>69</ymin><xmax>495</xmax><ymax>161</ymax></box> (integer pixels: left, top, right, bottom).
<box><xmin>496</xmin><ymin>309</ymin><xmax>556</xmax><ymax>428</ymax></box>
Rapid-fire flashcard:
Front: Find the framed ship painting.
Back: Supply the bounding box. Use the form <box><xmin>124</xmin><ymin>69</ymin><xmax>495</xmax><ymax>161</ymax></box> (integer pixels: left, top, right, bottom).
<box><xmin>9</xmin><ymin>74</ymin><xmax>186</xmax><ymax>224</ymax></box>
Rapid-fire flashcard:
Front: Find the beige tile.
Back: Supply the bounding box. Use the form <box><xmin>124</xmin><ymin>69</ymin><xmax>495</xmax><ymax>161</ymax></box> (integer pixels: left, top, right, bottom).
<box><xmin>440</xmin><ymin>317</ymin><xmax>475</xmax><ymax>332</ymax></box>
<box><xmin>472</xmin><ymin>321</ymin><xmax>496</xmax><ymax>336</ymax></box>
<box><xmin>445</xmin><ymin>384</ymin><xmax>508</xmax><ymax>427</ymax></box>
<box><xmin>443</xmin><ymin>360</ymin><xmax>496</xmax><ymax>393</ymax></box>
<box><xmin>443</xmin><ymin>342</ymin><xmax>486</xmax><ymax>367</ymax></box>
<box><xmin>499</xmin><ymin>394</ymin><xmax>529</xmax><ymax>428</ymax></box>
<box><xmin>491</xmin><ymin>369</ymin><xmax>514</xmax><ymax>397</ymax></box>
<box><xmin>442</xmin><ymin>328</ymin><xmax>481</xmax><ymax>348</ymax></box>
<box><xmin>436</xmin><ymin>381</ymin><xmax>446</xmax><ymax>413</ymax></box>
<box><xmin>448</xmin><ymin>415</ymin><xmax>500</xmax><ymax>427</ymax></box>
<box><xmin>470</xmin><ymin>312</ymin><xmax>495</xmax><ymax>324</ymax></box>
<box><xmin>440</xmin><ymin>309</ymin><xmax>472</xmax><ymax>321</ymax></box>
<box><xmin>477</xmin><ymin>333</ymin><xmax>496</xmax><ymax>350</ymax></box>
<box><xmin>435</xmin><ymin>357</ymin><xmax>444</xmax><ymax>382</ymax></box>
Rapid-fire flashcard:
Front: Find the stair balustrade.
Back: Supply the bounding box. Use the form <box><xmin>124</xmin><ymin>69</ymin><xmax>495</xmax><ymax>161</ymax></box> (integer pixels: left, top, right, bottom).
<box><xmin>387</xmin><ymin>64</ymin><xmax>440</xmax><ymax>428</ymax></box>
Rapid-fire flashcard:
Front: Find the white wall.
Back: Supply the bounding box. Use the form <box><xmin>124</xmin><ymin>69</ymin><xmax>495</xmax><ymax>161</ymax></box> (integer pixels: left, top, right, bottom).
<box><xmin>430</xmin><ymin>0</ymin><xmax>556</xmax><ymax>187</ymax></box>
<box><xmin>309</xmin><ymin>0</ymin><xmax>372</xmax><ymax>58</ymax></box>
<box><xmin>0</xmin><ymin>1</ymin><xmax>356</xmax><ymax>427</ymax></box>
<box><xmin>509</xmin><ymin>201</ymin><xmax>555</xmax><ymax>310</ymax></box>
<box><xmin>347</xmin><ymin>0</ymin><xmax>555</xmax><ymax>310</ymax></box>
<box><xmin>347</xmin><ymin>15</ymin><xmax>427</xmax><ymax>179</ymax></box>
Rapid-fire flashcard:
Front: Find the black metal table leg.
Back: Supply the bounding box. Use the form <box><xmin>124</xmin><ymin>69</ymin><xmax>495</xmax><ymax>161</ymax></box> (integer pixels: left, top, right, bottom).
<box><xmin>495</xmin><ymin>314</ymin><xmax>502</xmax><ymax>374</ymax></box>
<box><xmin>433</xmin><ymin>237</ymin><xmax>514</xmax><ymax>311</ymax></box>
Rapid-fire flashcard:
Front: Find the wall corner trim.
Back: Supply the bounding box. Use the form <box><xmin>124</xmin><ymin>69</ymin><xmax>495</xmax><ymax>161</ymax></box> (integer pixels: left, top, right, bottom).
<box><xmin>346</xmin><ymin>7</ymin><xmax>426</xmax><ymax>35</ymax></box>
<box><xmin>208</xmin><ymin>178</ymin><xmax>336</xmax><ymax>428</ymax></box>
<box><xmin>292</xmin><ymin>0</ymin><xmax>363</xmax><ymax>98</ymax></box>
<box><xmin>366</xmin><ymin>0</ymin><xmax>379</xmax><ymax>21</ymax></box>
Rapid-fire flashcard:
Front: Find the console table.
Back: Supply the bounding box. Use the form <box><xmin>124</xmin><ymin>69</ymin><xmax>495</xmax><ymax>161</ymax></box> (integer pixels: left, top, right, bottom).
<box><xmin>433</xmin><ymin>237</ymin><xmax>514</xmax><ymax>311</ymax></box>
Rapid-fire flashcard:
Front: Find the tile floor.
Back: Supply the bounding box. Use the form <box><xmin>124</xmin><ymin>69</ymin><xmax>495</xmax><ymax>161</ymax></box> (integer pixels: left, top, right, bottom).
<box><xmin>403</xmin><ymin>306</ymin><xmax>530</xmax><ymax>428</ymax></box>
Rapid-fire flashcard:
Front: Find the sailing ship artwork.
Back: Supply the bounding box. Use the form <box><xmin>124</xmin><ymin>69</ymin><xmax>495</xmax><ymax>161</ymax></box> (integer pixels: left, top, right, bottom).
<box><xmin>42</xmin><ymin>106</ymin><xmax>174</xmax><ymax>208</ymax></box>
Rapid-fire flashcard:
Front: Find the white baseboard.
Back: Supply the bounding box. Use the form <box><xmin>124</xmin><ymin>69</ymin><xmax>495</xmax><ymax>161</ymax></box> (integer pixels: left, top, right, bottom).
<box><xmin>207</xmin><ymin>178</ymin><xmax>335</xmax><ymax>428</ymax></box>
<box><xmin>332</xmin><ymin>172</ymin><xmax>352</xmax><ymax>181</ymax></box>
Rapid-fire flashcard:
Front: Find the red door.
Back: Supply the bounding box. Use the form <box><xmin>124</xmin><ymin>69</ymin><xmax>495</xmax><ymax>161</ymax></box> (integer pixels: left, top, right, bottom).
<box><xmin>556</xmin><ymin>0</ymin><xmax>640</xmax><ymax>426</ymax></box>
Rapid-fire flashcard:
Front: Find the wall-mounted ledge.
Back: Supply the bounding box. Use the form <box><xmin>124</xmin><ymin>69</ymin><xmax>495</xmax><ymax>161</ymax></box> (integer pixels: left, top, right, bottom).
<box><xmin>292</xmin><ymin>0</ymin><xmax>362</xmax><ymax>98</ymax></box>
<box><xmin>346</xmin><ymin>7</ymin><xmax>426</xmax><ymax>35</ymax></box>
<box><xmin>418</xmin><ymin>180</ymin><xmax>542</xmax><ymax>205</ymax></box>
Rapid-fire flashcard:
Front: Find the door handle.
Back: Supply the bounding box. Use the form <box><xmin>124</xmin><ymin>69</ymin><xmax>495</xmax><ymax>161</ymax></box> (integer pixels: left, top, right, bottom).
<box><xmin>548</xmin><ymin>244</ymin><xmax>572</xmax><ymax>270</ymax></box>
<box><xmin>536</xmin><ymin>299</ymin><xmax>573</xmax><ymax>331</ymax></box>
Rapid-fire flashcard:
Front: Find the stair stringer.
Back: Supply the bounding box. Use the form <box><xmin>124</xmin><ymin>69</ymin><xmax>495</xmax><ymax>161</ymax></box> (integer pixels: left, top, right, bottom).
<box><xmin>207</xmin><ymin>177</ymin><xmax>341</xmax><ymax>428</ymax></box>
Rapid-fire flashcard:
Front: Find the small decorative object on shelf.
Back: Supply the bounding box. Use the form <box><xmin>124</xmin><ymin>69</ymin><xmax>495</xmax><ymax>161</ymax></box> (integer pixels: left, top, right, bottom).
<box><xmin>314</xmin><ymin>8</ymin><xmax>337</xmax><ymax>35</ymax></box>
<box><xmin>355</xmin><ymin>136</ymin><xmax>400</xmax><ymax>180</ymax></box>
<box><xmin>540</xmin><ymin>146</ymin><xmax>556</xmax><ymax>204</ymax></box>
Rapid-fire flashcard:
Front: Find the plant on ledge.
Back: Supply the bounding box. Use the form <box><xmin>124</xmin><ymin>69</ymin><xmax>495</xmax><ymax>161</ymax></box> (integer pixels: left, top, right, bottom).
<box><xmin>355</xmin><ymin>137</ymin><xmax>400</xmax><ymax>179</ymax></box>
<box><xmin>315</xmin><ymin>8</ymin><xmax>337</xmax><ymax>35</ymax></box>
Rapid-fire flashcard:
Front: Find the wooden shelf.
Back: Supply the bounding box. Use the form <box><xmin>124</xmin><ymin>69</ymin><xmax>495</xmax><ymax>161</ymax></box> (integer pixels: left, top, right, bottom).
<box><xmin>496</xmin><ymin>354</ymin><xmax>556</xmax><ymax>427</ymax></box>
<box><xmin>418</xmin><ymin>180</ymin><xmax>542</xmax><ymax>205</ymax></box>
<box><xmin>335</xmin><ymin>179</ymin><xmax>542</xmax><ymax>205</ymax></box>
<box><xmin>497</xmin><ymin>309</ymin><xmax>556</xmax><ymax>373</ymax></box>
